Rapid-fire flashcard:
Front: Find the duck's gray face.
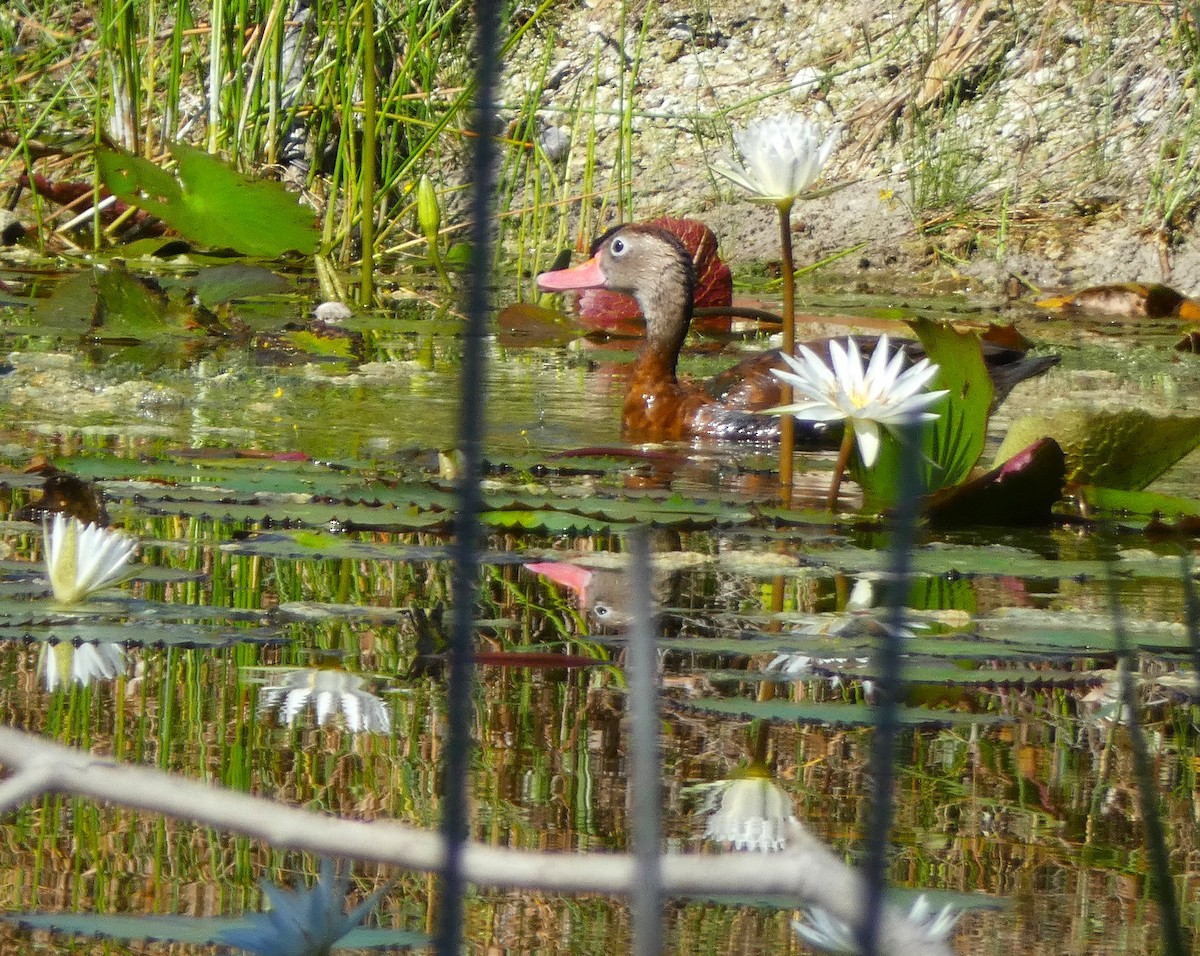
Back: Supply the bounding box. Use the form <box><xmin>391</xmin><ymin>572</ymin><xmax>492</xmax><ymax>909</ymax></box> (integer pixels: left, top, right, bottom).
<box><xmin>536</xmin><ymin>226</ymin><xmax>693</xmax><ymax>301</ymax></box>
<box><xmin>536</xmin><ymin>226</ymin><xmax>696</xmax><ymax>353</ymax></box>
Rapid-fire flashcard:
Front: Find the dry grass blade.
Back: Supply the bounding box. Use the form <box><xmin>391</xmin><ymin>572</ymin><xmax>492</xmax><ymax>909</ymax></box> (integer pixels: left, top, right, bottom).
<box><xmin>917</xmin><ymin>0</ymin><xmax>999</xmax><ymax>107</ymax></box>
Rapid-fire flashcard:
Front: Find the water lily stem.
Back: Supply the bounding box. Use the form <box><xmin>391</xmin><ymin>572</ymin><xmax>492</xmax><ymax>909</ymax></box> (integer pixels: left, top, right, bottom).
<box><xmin>827</xmin><ymin>427</ymin><xmax>854</xmax><ymax>511</ymax></box>
<box><xmin>778</xmin><ymin>202</ymin><xmax>796</xmax><ymax>506</ymax></box>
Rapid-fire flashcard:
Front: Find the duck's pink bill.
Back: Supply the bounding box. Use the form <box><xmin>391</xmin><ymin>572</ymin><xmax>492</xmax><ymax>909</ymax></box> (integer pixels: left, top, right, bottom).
<box><xmin>526</xmin><ymin>561</ymin><xmax>594</xmax><ymax>596</ymax></box>
<box><xmin>536</xmin><ymin>257</ymin><xmax>606</xmax><ymax>292</ymax></box>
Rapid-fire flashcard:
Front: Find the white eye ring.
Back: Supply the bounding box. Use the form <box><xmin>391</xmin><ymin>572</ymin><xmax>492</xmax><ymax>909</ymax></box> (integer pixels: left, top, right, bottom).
<box><xmin>610</xmin><ymin>238</ymin><xmax>626</xmax><ymax>256</ymax></box>
<box><xmin>593</xmin><ymin>603</ymin><xmax>611</xmax><ymax>617</ymax></box>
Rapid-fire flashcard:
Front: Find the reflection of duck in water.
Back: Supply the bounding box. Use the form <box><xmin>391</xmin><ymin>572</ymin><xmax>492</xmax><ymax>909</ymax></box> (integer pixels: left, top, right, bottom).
<box><xmin>538</xmin><ymin>224</ymin><xmax>1059</xmax><ymax>442</ymax></box>
<box><xmin>527</xmin><ymin>560</ymin><xmax>677</xmax><ymax>631</ymax></box>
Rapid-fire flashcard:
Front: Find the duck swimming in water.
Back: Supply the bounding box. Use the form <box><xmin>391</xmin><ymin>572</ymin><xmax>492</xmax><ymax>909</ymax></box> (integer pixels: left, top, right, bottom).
<box><xmin>537</xmin><ymin>223</ymin><xmax>1058</xmax><ymax>444</ymax></box>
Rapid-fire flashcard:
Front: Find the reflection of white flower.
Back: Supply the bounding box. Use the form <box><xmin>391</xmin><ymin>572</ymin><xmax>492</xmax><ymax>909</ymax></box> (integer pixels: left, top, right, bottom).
<box><xmin>43</xmin><ymin>514</ymin><xmax>137</xmax><ymax>605</ymax></box>
<box><xmin>38</xmin><ymin>641</ymin><xmax>127</xmax><ymax>691</ymax></box>
<box><xmin>219</xmin><ymin>858</ymin><xmax>387</xmax><ymax>956</ymax></box>
<box><xmin>771</xmin><ymin>336</ymin><xmax>948</xmax><ymax>467</ymax></box>
<box><xmin>713</xmin><ymin>114</ymin><xmax>839</xmax><ymax>207</ymax></box>
<box><xmin>791</xmin><ymin>907</ymin><xmax>859</xmax><ymax>955</ymax></box>
<box><xmin>766</xmin><ymin>653</ymin><xmax>870</xmax><ymax>676</ymax></box>
<box><xmin>258</xmin><ymin>668</ymin><xmax>391</xmax><ymax>734</ymax></box>
<box><xmin>907</xmin><ymin>894</ymin><xmax>964</xmax><ymax>940</ymax></box>
<box><xmin>792</xmin><ymin>894</ymin><xmax>963</xmax><ymax>954</ymax></box>
<box><xmin>765</xmin><ymin>653</ymin><xmax>875</xmax><ymax>699</ymax></box>
<box><xmin>694</xmin><ymin>774</ymin><xmax>799</xmax><ymax>852</ymax></box>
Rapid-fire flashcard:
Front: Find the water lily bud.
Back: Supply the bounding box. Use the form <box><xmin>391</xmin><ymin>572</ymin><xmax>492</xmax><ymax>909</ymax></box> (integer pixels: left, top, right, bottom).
<box><xmin>417</xmin><ymin>174</ymin><xmax>440</xmax><ymax>243</ymax></box>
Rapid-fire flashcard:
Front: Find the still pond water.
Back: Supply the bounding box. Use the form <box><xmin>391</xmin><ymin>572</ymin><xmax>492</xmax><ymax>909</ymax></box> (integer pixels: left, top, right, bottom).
<box><xmin>0</xmin><ymin>259</ymin><xmax>1197</xmax><ymax>955</ymax></box>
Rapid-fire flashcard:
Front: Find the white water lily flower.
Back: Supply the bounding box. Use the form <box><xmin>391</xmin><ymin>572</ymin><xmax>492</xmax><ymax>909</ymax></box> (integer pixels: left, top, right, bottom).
<box><xmin>258</xmin><ymin>668</ymin><xmax>392</xmax><ymax>735</ymax></box>
<box><xmin>770</xmin><ymin>335</ymin><xmax>949</xmax><ymax>467</ymax></box>
<box><xmin>43</xmin><ymin>514</ymin><xmax>137</xmax><ymax>605</ymax></box>
<box><xmin>714</xmin><ymin>114</ymin><xmax>839</xmax><ymax>206</ymax></box>
<box><xmin>219</xmin><ymin>858</ymin><xmax>389</xmax><ymax>956</ymax></box>
<box><xmin>792</xmin><ymin>894</ymin><xmax>963</xmax><ymax>955</ymax></box>
<box><xmin>694</xmin><ymin>774</ymin><xmax>799</xmax><ymax>852</ymax></box>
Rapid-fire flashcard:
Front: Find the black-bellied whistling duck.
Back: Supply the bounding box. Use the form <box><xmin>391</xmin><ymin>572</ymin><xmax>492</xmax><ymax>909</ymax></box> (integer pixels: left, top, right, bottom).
<box><xmin>537</xmin><ymin>223</ymin><xmax>1059</xmax><ymax>444</ymax></box>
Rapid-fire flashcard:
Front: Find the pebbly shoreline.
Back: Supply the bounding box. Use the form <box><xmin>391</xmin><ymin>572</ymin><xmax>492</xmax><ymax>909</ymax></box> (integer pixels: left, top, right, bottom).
<box><xmin>500</xmin><ymin>0</ymin><xmax>1200</xmax><ymax>294</ymax></box>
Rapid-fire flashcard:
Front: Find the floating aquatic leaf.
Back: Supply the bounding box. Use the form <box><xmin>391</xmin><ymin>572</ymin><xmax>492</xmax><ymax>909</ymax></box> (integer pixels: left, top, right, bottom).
<box><xmin>97</xmin><ymin>144</ymin><xmax>320</xmax><ymax>257</ymax></box>
<box><xmin>279</xmin><ymin>329</ymin><xmax>358</xmax><ymax>361</ymax></box>
<box><xmin>1080</xmin><ymin>484</ymin><xmax>1200</xmax><ymax>520</ymax></box>
<box><xmin>1078</xmin><ymin>485</ymin><xmax>1200</xmax><ymax>533</ymax></box>
<box><xmin>183</xmin><ymin>264</ymin><xmax>292</xmax><ymax>308</ymax></box>
<box><xmin>677</xmin><ymin>696</ymin><xmax>1002</xmax><ymax>728</ymax></box>
<box><xmin>996</xmin><ymin>408</ymin><xmax>1200</xmax><ymax>490</ymax></box>
<box><xmin>496</xmin><ymin>302</ymin><xmax>581</xmax><ymax>349</ymax></box>
<box><xmin>92</xmin><ymin>267</ymin><xmax>186</xmax><ymax>340</ymax></box>
<box><xmin>0</xmin><ymin>911</ymin><xmax>425</xmax><ymax>951</ymax></box>
<box><xmin>26</xmin><ymin>272</ymin><xmax>111</xmax><ymax>335</ymax></box>
<box><xmin>807</xmin><ymin>544</ymin><xmax>1189</xmax><ymax>581</ymax></box>
<box><xmin>979</xmin><ymin>608</ymin><xmax>1189</xmax><ymax>654</ymax></box>
<box><xmin>274</xmin><ymin>601</ymin><xmax>421</xmax><ymax>623</ymax></box>
<box><xmin>0</xmin><ymin>624</ymin><xmax>281</xmax><ymax>647</ymax></box>
<box><xmin>926</xmin><ymin>437</ymin><xmax>1066</xmax><ymax>528</ymax></box>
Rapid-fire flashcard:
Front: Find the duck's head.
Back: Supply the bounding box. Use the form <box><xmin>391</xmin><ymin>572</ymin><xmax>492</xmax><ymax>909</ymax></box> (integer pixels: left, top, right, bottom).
<box><xmin>537</xmin><ymin>224</ymin><xmax>696</xmax><ymax>357</ymax></box>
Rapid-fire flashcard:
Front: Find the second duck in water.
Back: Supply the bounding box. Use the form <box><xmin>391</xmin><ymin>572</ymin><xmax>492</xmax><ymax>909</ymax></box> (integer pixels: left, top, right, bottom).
<box><xmin>537</xmin><ymin>223</ymin><xmax>1058</xmax><ymax>444</ymax></box>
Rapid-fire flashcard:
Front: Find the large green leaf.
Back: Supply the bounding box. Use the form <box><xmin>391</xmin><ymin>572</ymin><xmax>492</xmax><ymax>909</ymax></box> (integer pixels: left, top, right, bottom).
<box><xmin>996</xmin><ymin>408</ymin><xmax>1200</xmax><ymax>490</ymax></box>
<box><xmin>912</xmin><ymin>318</ymin><xmax>992</xmax><ymax>486</ymax></box>
<box><xmin>97</xmin><ymin>144</ymin><xmax>320</xmax><ymax>257</ymax></box>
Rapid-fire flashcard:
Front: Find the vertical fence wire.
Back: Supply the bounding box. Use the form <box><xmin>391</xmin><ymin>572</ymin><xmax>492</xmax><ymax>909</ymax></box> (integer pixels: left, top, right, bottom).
<box><xmin>858</xmin><ymin>423</ymin><xmax>920</xmax><ymax>956</ymax></box>
<box><xmin>626</xmin><ymin>529</ymin><xmax>663</xmax><ymax>956</ymax></box>
<box><xmin>436</xmin><ymin>0</ymin><xmax>503</xmax><ymax>951</ymax></box>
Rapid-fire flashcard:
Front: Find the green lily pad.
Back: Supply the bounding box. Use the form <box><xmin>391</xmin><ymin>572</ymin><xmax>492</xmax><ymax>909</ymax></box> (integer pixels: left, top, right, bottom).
<box><xmin>92</xmin><ymin>267</ymin><xmax>185</xmax><ymax>340</ymax></box>
<box><xmin>25</xmin><ymin>272</ymin><xmax>99</xmax><ymax>334</ymax></box>
<box><xmin>996</xmin><ymin>408</ymin><xmax>1200</xmax><ymax>490</ymax></box>
<box><xmin>97</xmin><ymin>144</ymin><xmax>320</xmax><ymax>257</ymax></box>
<box><xmin>676</xmin><ymin>695</ymin><xmax>1003</xmax><ymax>727</ymax></box>
<box><xmin>0</xmin><ymin>912</ymin><xmax>425</xmax><ymax>950</ymax></box>
<box><xmin>0</xmin><ymin>623</ymin><xmax>281</xmax><ymax>647</ymax></box>
<box><xmin>193</xmin><ymin>264</ymin><xmax>291</xmax><ymax>306</ymax></box>
<box><xmin>1077</xmin><ymin>485</ymin><xmax>1200</xmax><ymax>527</ymax></box>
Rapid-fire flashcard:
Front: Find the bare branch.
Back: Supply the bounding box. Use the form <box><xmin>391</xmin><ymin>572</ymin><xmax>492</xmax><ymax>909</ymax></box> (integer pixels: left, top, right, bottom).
<box><xmin>0</xmin><ymin>726</ymin><xmax>949</xmax><ymax>956</ymax></box>
<box><xmin>0</xmin><ymin>764</ymin><xmax>57</xmax><ymax>814</ymax></box>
